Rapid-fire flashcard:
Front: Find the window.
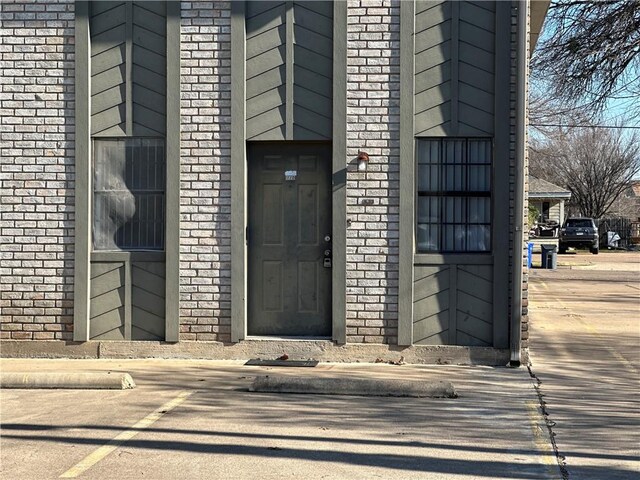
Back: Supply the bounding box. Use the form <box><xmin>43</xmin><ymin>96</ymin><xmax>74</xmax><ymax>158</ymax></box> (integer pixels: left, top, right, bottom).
<box><xmin>416</xmin><ymin>138</ymin><xmax>492</xmax><ymax>253</ymax></box>
<box><xmin>564</xmin><ymin>219</ymin><xmax>595</xmax><ymax>228</ymax></box>
<box><xmin>93</xmin><ymin>138</ymin><xmax>166</xmax><ymax>251</ymax></box>
<box><xmin>542</xmin><ymin>201</ymin><xmax>550</xmax><ymax>222</ymax></box>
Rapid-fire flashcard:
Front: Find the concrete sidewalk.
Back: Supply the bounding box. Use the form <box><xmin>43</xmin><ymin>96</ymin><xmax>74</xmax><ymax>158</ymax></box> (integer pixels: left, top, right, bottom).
<box><xmin>0</xmin><ymin>358</ymin><xmax>561</xmax><ymax>479</ymax></box>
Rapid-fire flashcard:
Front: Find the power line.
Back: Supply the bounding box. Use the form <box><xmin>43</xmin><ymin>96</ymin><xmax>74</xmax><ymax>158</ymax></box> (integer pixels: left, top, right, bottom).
<box><xmin>530</xmin><ymin>123</ymin><xmax>640</xmax><ymax>129</ymax></box>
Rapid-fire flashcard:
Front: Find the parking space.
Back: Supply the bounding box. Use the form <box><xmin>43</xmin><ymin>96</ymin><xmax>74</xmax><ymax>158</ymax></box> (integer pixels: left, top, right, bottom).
<box><xmin>528</xmin><ymin>251</ymin><xmax>640</xmax><ymax>479</ymax></box>
<box><xmin>1</xmin><ymin>360</ymin><xmax>559</xmax><ymax>479</ymax></box>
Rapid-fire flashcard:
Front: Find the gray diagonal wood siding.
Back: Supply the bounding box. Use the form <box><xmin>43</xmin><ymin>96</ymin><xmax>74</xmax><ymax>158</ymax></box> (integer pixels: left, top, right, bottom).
<box><xmin>89</xmin><ymin>257</ymin><xmax>165</xmax><ymax>341</ymax></box>
<box><xmin>245</xmin><ymin>1</ymin><xmax>333</xmax><ymax>141</ymax></box>
<box><xmin>90</xmin><ymin>1</ymin><xmax>126</xmax><ymax>136</ymax></box>
<box><xmin>246</xmin><ymin>1</ymin><xmax>286</xmax><ymax>140</ymax></box>
<box><xmin>414</xmin><ymin>0</ymin><xmax>495</xmax><ymax>136</ymax></box>
<box><xmin>413</xmin><ymin>263</ymin><xmax>493</xmax><ymax>346</ymax></box>
<box><xmin>90</xmin><ymin>262</ymin><xmax>126</xmax><ymax>339</ymax></box>
<box><xmin>131</xmin><ymin>261</ymin><xmax>165</xmax><ymax>340</ymax></box>
<box><xmin>413</xmin><ymin>266</ymin><xmax>450</xmax><ymax>344</ymax></box>
<box><xmin>131</xmin><ymin>2</ymin><xmax>167</xmax><ymax>136</ymax></box>
<box><xmin>292</xmin><ymin>2</ymin><xmax>332</xmax><ymax>139</ymax></box>
<box><xmin>90</xmin><ymin>1</ymin><xmax>167</xmax><ymax>137</ymax></box>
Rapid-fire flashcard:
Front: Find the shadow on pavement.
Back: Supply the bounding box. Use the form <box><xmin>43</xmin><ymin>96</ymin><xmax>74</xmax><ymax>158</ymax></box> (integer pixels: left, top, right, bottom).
<box><xmin>3</xmin><ymin>428</ymin><xmax>633</xmax><ymax>479</ymax></box>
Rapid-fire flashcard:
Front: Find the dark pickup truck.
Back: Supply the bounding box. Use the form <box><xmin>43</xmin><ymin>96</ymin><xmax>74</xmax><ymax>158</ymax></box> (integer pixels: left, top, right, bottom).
<box><xmin>559</xmin><ymin>217</ymin><xmax>599</xmax><ymax>254</ymax></box>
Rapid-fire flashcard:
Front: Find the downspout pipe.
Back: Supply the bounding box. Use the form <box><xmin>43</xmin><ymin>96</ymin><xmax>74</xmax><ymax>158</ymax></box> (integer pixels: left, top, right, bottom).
<box><xmin>510</xmin><ymin>0</ymin><xmax>528</xmax><ymax>367</ymax></box>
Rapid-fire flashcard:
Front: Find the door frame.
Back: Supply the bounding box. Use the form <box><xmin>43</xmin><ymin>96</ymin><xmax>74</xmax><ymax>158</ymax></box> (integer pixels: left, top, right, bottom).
<box><xmin>246</xmin><ymin>142</ymin><xmax>333</xmax><ymax>337</ymax></box>
<box><xmin>230</xmin><ymin>1</ymin><xmax>347</xmax><ymax>343</ymax></box>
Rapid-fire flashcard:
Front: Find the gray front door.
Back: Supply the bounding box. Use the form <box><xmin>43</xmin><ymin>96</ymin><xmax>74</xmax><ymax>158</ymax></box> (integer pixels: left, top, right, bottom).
<box><xmin>248</xmin><ymin>143</ymin><xmax>332</xmax><ymax>336</ymax></box>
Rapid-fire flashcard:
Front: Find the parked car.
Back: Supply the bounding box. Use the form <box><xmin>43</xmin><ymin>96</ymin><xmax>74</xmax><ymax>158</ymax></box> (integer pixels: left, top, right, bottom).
<box><xmin>559</xmin><ymin>217</ymin><xmax>599</xmax><ymax>254</ymax></box>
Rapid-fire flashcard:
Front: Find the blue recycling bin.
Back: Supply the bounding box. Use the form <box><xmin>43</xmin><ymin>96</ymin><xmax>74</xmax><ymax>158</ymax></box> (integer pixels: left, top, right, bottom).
<box><xmin>527</xmin><ymin>242</ymin><xmax>534</xmax><ymax>269</ymax></box>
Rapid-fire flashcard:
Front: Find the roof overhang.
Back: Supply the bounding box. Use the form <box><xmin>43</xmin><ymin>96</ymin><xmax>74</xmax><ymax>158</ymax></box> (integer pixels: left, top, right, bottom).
<box><xmin>530</xmin><ymin>0</ymin><xmax>551</xmax><ymax>55</ymax></box>
<box><xmin>529</xmin><ymin>192</ymin><xmax>572</xmax><ymax>200</ymax></box>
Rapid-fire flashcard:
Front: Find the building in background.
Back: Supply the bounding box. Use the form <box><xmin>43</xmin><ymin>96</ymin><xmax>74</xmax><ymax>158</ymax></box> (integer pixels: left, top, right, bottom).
<box><xmin>529</xmin><ymin>175</ymin><xmax>571</xmax><ymax>236</ymax></box>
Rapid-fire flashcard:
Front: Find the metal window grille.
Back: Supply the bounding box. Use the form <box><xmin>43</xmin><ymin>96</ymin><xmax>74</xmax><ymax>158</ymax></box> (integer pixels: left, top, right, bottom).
<box><xmin>93</xmin><ymin>138</ymin><xmax>166</xmax><ymax>251</ymax></box>
<box><xmin>416</xmin><ymin>138</ymin><xmax>492</xmax><ymax>253</ymax></box>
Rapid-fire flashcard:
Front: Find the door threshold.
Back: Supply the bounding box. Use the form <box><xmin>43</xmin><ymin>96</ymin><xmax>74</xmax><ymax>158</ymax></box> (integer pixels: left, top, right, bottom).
<box><xmin>245</xmin><ymin>336</ymin><xmax>332</xmax><ymax>342</ymax></box>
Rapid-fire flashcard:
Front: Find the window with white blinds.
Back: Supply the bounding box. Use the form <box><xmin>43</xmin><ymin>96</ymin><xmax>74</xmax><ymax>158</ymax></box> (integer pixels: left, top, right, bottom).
<box><xmin>416</xmin><ymin>138</ymin><xmax>492</xmax><ymax>253</ymax></box>
<box><xmin>93</xmin><ymin>138</ymin><xmax>166</xmax><ymax>251</ymax></box>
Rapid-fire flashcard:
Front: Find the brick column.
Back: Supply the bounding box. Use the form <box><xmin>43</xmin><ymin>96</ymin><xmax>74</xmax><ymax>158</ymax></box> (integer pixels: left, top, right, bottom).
<box><xmin>179</xmin><ymin>2</ymin><xmax>232</xmax><ymax>342</ymax></box>
<box><xmin>345</xmin><ymin>0</ymin><xmax>400</xmax><ymax>344</ymax></box>
<box><xmin>0</xmin><ymin>0</ymin><xmax>75</xmax><ymax>340</ymax></box>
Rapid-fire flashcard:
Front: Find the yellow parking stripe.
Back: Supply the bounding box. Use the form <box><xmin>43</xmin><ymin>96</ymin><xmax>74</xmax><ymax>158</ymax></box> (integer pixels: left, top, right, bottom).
<box><xmin>525</xmin><ymin>400</ymin><xmax>561</xmax><ymax>477</ymax></box>
<box><xmin>60</xmin><ymin>391</ymin><xmax>193</xmax><ymax>478</ymax></box>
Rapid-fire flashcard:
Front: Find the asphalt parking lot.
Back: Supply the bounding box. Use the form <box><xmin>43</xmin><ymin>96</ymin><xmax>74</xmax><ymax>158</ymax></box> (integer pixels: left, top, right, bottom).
<box><xmin>0</xmin><ymin>360</ymin><xmax>557</xmax><ymax>480</ymax></box>
<box><xmin>1</xmin><ymin>251</ymin><xmax>637</xmax><ymax>480</ymax></box>
<box><xmin>528</xmin><ymin>250</ymin><xmax>640</xmax><ymax>479</ymax></box>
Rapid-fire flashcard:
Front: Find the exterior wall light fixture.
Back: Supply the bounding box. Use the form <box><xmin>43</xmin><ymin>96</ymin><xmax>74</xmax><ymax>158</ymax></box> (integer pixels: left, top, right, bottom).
<box><xmin>357</xmin><ymin>151</ymin><xmax>369</xmax><ymax>172</ymax></box>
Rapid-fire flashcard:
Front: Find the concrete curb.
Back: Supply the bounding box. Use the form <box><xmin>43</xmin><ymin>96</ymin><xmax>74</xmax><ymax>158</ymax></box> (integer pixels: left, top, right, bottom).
<box><xmin>0</xmin><ymin>372</ymin><xmax>136</xmax><ymax>390</ymax></box>
<box><xmin>249</xmin><ymin>375</ymin><xmax>457</xmax><ymax>398</ymax></box>
<box><xmin>564</xmin><ymin>264</ymin><xmax>597</xmax><ymax>270</ymax></box>
<box><xmin>0</xmin><ymin>340</ymin><xmax>510</xmax><ymax>366</ymax></box>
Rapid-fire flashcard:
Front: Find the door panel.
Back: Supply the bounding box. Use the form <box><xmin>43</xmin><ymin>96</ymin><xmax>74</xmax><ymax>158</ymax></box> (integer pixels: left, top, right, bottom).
<box><xmin>298</xmin><ymin>184</ymin><xmax>319</xmax><ymax>244</ymax></box>
<box><xmin>262</xmin><ymin>261</ymin><xmax>284</xmax><ymax>312</ymax></box>
<box><xmin>262</xmin><ymin>183</ymin><xmax>284</xmax><ymax>245</ymax></box>
<box><xmin>298</xmin><ymin>261</ymin><xmax>319</xmax><ymax>313</ymax></box>
<box><xmin>248</xmin><ymin>143</ymin><xmax>332</xmax><ymax>336</ymax></box>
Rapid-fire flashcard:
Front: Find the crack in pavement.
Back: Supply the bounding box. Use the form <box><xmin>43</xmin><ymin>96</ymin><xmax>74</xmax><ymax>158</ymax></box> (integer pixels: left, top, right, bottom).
<box><xmin>526</xmin><ymin>361</ymin><xmax>569</xmax><ymax>480</ymax></box>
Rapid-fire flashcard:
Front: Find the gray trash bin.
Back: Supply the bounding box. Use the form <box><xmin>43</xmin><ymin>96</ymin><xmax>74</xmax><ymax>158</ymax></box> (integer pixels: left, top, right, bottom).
<box><xmin>540</xmin><ymin>245</ymin><xmax>557</xmax><ymax>269</ymax></box>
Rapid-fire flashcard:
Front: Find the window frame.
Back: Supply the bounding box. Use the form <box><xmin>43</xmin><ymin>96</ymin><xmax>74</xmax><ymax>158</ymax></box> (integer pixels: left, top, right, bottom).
<box><xmin>415</xmin><ymin>137</ymin><xmax>494</xmax><ymax>254</ymax></box>
<box><xmin>91</xmin><ymin>137</ymin><xmax>167</xmax><ymax>252</ymax></box>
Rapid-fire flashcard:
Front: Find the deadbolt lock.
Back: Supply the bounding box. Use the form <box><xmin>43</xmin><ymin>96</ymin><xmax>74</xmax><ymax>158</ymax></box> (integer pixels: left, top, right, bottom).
<box><xmin>323</xmin><ymin>249</ymin><xmax>332</xmax><ymax>268</ymax></box>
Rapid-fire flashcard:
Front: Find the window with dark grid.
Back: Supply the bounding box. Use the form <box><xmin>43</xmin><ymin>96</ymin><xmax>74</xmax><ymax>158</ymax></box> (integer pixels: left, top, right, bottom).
<box><xmin>416</xmin><ymin>138</ymin><xmax>492</xmax><ymax>253</ymax></box>
<box><xmin>93</xmin><ymin>138</ymin><xmax>166</xmax><ymax>251</ymax></box>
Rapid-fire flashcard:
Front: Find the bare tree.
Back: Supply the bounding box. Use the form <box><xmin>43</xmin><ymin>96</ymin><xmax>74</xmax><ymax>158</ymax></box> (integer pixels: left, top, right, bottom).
<box><xmin>531</xmin><ymin>0</ymin><xmax>640</xmax><ymax>120</ymax></box>
<box><xmin>530</xmin><ymin>127</ymin><xmax>640</xmax><ymax>219</ymax></box>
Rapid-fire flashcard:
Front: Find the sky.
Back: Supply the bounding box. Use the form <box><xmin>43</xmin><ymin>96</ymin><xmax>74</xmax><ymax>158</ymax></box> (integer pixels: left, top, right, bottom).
<box><xmin>530</xmin><ymin>1</ymin><xmax>640</xmax><ymax>134</ymax></box>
